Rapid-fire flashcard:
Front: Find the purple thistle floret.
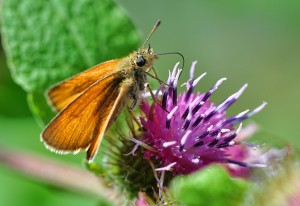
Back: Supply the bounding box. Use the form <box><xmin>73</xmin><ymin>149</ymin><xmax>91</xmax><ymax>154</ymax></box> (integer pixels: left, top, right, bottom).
<box><xmin>140</xmin><ymin>61</ymin><xmax>267</xmax><ymax>175</ymax></box>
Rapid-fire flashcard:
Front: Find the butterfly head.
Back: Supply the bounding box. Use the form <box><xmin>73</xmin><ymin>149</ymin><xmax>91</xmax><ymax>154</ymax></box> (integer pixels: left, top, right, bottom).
<box><xmin>132</xmin><ymin>47</ymin><xmax>158</xmax><ymax>69</ymax></box>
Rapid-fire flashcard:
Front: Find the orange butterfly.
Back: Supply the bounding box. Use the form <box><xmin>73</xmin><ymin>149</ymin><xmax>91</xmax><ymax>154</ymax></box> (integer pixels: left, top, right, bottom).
<box><xmin>41</xmin><ymin>20</ymin><xmax>161</xmax><ymax>162</ymax></box>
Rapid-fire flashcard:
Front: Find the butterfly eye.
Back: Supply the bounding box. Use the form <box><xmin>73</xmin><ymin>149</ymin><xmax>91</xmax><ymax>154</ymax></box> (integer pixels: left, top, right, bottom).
<box><xmin>135</xmin><ymin>56</ymin><xmax>146</xmax><ymax>67</ymax></box>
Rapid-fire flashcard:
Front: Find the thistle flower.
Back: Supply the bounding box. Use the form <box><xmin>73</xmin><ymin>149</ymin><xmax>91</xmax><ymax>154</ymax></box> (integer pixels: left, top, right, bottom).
<box><xmin>139</xmin><ymin>61</ymin><xmax>267</xmax><ymax>175</ymax></box>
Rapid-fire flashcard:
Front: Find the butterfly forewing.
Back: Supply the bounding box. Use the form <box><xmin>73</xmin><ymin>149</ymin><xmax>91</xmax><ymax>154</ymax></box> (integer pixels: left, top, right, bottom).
<box><xmin>41</xmin><ymin>71</ymin><xmax>128</xmax><ymax>160</ymax></box>
<box><xmin>48</xmin><ymin>59</ymin><xmax>121</xmax><ymax>111</ymax></box>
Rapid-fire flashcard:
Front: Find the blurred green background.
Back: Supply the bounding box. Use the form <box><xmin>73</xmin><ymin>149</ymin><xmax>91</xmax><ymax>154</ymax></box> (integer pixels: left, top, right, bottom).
<box><xmin>0</xmin><ymin>0</ymin><xmax>299</xmax><ymax>205</ymax></box>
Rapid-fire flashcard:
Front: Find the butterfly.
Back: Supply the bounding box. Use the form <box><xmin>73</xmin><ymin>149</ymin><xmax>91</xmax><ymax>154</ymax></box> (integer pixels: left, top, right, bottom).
<box><xmin>41</xmin><ymin>20</ymin><xmax>161</xmax><ymax>162</ymax></box>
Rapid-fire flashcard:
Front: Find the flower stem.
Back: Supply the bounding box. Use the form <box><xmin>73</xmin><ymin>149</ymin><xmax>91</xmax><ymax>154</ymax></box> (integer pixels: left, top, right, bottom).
<box><xmin>0</xmin><ymin>145</ymin><xmax>125</xmax><ymax>205</ymax></box>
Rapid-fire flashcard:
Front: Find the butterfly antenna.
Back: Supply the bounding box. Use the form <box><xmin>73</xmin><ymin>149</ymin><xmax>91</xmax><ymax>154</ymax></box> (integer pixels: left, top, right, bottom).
<box><xmin>156</xmin><ymin>52</ymin><xmax>185</xmax><ymax>71</ymax></box>
<box><xmin>142</xmin><ymin>19</ymin><xmax>161</xmax><ymax>48</ymax></box>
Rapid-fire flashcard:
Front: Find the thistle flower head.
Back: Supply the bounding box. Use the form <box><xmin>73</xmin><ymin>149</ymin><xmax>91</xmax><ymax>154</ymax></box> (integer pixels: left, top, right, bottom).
<box><xmin>140</xmin><ymin>61</ymin><xmax>267</xmax><ymax>175</ymax></box>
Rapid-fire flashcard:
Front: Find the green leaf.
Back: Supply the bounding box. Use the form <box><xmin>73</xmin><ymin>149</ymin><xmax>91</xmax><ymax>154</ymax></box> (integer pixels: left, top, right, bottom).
<box><xmin>170</xmin><ymin>165</ymin><xmax>250</xmax><ymax>206</ymax></box>
<box><xmin>1</xmin><ymin>0</ymin><xmax>140</xmax><ymax>124</ymax></box>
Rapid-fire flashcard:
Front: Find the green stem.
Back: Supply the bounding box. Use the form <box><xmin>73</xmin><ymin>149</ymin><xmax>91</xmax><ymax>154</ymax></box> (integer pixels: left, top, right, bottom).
<box><xmin>0</xmin><ymin>145</ymin><xmax>125</xmax><ymax>205</ymax></box>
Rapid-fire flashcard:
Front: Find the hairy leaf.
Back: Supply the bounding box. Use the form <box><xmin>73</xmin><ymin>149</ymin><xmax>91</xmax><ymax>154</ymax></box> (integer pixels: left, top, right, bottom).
<box><xmin>1</xmin><ymin>0</ymin><xmax>140</xmax><ymax>123</ymax></box>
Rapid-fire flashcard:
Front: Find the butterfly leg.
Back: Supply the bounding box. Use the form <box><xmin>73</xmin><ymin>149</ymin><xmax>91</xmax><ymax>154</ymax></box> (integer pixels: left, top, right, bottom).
<box><xmin>145</xmin><ymin>67</ymin><xmax>169</xmax><ymax>86</ymax></box>
<box><xmin>148</xmin><ymin>67</ymin><xmax>159</xmax><ymax>79</ymax></box>
<box><xmin>144</xmin><ymin>83</ymin><xmax>159</xmax><ymax>104</ymax></box>
<box><xmin>144</xmin><ymin>83</ymin><xmax>170</xmax><ymax>121</ymax></box>
<box><xmin>127</xmin><ymin>106</ymin><xmax>143</xmax><ymax>129</ymax></box>
<box><xmin>129</xmin><ymin>94</ymin><xmax>137</xmax><ymax>110</ymax></box>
